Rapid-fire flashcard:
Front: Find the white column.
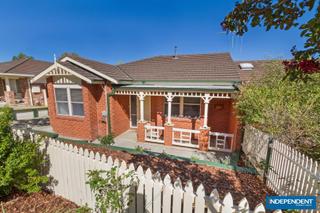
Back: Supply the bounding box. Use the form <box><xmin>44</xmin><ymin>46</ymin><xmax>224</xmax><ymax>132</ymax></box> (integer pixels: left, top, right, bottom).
<box><xmin>27</xmin><ymin>79</ymin><xmax>34</xmax><ymax>106</ymax></box>
<box><xmin>166</xmin><ymin>92</ymin><xmax>174</xmax><ymax>124</ymax></box>
<box><xmin>179</xmin><ymin>97</ymin><xmax>184</xmax><ymax>117</ymax></box>
<box><xmin>202</xmin><ymin>93</ymin><xmax>213</xmax><ymax>128</ymax></box>
<box><xmin>4</xmin><ymin>77</ymin><xmax>11</xmax><ymax>91</ymax></box>
<box><xmin>42</xmin><ymin>89</ymin><xmax>48</xmax><ymax>106</ymax></box>
<box><xmin>138</xmin><ymin>92</ymin><xmax>145</xmax><ymax>122</ymax></box>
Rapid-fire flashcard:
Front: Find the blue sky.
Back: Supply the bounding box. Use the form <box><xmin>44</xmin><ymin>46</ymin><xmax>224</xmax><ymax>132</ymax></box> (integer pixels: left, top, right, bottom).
<box><xmin>0</xmin><ymin>0</ymin><xmax>307</xmax><ymax>64</ymax></box>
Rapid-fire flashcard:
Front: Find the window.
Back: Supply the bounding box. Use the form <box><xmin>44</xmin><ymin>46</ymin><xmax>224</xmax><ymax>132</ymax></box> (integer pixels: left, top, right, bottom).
<box><xmin>165</xmin><ymin>97</ymin><xmax>200</xmax><ymax>118</ymax></box>
<box><xmin>54</xmin><ymin>85</ymin><xmax>84</xmax><ymax>116</ymax></box>
<box><xmin>165</xmin><ymin>97</ymin><xmax>180</xmax><ymax>117</ymax></box>
<box><xmin>183</xmin><ymin>97</ymin><xmax>200</xmax><ymax>117</ymax></box>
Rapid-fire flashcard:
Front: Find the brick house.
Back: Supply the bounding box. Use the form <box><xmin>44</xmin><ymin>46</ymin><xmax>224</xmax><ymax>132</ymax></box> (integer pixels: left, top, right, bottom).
<box><xmin>32</xmin><ymin>53</ymin><xmax>248</xmax><ymax>152</ymax></box>
<box><xmin>0</xmin><ymin>58</ymin><xmax>51</xmax><ymax>106</ymax></box>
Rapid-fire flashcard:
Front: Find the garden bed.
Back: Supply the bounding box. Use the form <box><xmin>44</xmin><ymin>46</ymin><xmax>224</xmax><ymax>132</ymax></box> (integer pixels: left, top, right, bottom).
<box><xmin>1</xmin><ymin>191</ymin><xmax>79</xmax><ymax>213</ymax></box>
<box><xmin>62</xmin><ymin>141</ymin><xmax>275</xmax><ymax>208</ymax></box>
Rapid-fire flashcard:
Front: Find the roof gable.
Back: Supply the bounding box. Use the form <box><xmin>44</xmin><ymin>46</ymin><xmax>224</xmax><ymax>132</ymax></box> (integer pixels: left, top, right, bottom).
<box><xmin>31</xmin><ymin>62</ymin><xmax>103</xmax><ymax>84</ymax></box>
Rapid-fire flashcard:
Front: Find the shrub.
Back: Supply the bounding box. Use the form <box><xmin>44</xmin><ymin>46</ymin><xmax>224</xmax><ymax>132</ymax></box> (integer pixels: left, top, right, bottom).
<box><xmin>87</xmin><ymin>167</ymin><xmax>135</xmax><ymax>213</ymax></box>
<box><xmin>99</xmin><ymin>134</ymin><xmax>114</xmax><ymax>146</ymax></box>
<box><xmin>236</xmin><ymin>62</ymin><xmax>320</xmax><ymax>160</ymax></box>
<box><xmin>0</xmin><ymin>107</ymin><xmax>48</xmax><ymax>197</ymax></box>
<box><xmin>134</xmin><ymin>145</ymin><xmax>145</xmax><ymax>154</ymax></box>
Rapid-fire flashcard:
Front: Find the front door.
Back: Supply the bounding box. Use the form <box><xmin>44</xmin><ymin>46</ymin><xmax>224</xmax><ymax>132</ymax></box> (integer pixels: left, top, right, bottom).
<box><xmin>130</xmin><ymin>95</ymin><xmax>137</xmax><ymax>127</ymax></box>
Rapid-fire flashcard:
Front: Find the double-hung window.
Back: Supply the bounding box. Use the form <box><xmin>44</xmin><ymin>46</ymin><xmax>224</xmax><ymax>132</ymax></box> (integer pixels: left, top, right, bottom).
<box><xmin>165</xmin><ymin>97</ymin><xmax>200</xmax><ymax>118</ymax></box>
<box><xmin>54</xmin><ymin>85</ymin><xmax>84</xmax><ymax>116</ymax></box>
<box><xmin>183</xmin><ymin>97</ymin><xmax>200</xmax><ymax>117</ymax></box>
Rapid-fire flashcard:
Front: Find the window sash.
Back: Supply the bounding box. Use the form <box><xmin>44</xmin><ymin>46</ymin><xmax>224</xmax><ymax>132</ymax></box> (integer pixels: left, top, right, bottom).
<box><xmin>165</xmin><ymin>97</ymin><xmax>200</xmax><ymax>118</ymax></box>
<box><xmin>54</xmin><ymin>85</ymin><xmax>84</xmax><ymax>116</ymax></box>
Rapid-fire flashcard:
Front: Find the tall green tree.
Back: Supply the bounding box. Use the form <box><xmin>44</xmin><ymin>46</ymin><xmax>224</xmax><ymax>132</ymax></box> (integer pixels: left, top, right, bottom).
<box><xmin>12</xmin><ymin>52</ymin><xmax>33</xmax><ymax>61</ymax></box>
<box><xmin>222</xmin><ymin>0</ymin><xmax>319</xmax><ymax>79</ymax></box>
<box><xmin>236</xmin><ymin>62</ymin><xmax>320</xmax><ymax>159</ymax></box>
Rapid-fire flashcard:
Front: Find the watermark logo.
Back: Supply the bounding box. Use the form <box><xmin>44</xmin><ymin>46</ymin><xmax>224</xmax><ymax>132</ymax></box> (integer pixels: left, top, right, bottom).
<box><xmin>266</xmin><ymin>196</ymin><xmax>317</xmax><ymax>210</ymax></box>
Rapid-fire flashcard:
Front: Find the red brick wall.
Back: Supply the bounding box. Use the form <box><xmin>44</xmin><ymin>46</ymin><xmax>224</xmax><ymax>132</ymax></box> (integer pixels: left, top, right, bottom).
<box><xmin>47</xmin><ymin>77</ymin><xmax>107</xmax><ymax>140</ymax></box>
<box><xmin>208</xmin><ymin>99</ymin><xmax>232</xmax><ymax>133</ymax></box>
<box><xmin>151</xmin><ymin>96</ymin><xmax>165</xmax><ymax>125</ymax></box>
<box><xmin>110</xmin><ymin>95</ymin><xmax>130</xmax><ymax>136</ymax></box>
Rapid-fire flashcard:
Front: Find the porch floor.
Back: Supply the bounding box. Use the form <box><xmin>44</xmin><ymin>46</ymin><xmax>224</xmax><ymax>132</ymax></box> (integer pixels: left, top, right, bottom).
<box><xmin>114</xmin><ymin>130</ymin><xmax>232</xmax><ymax>163</ymax></box>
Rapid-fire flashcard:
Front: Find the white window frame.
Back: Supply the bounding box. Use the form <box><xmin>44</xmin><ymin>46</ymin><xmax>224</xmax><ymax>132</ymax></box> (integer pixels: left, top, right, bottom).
<box><xmin>53</xmin><ymin>84</ymin><xmax>84</xmax><ymax>117</ymax></box>
<box><xmin>165</xmin><ymin>97</ymin><xmax>201</xmax><ymax>118</ymax></box>
<box><xmin>183</xmin><ymin>97</ymin><xmax>201</xmax><ymax>118</ymax></box>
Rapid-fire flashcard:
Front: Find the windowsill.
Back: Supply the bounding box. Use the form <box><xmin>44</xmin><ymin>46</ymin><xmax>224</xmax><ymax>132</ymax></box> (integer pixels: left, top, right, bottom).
<box><xmin>165</xmin><ymin>116</ymin><xmax>201</xmax><ymax>121</ymax></box>
<box><xmin>55</xmin><ymin>114</ymin><xmax>85</xmax><ymax>121</ymax></box>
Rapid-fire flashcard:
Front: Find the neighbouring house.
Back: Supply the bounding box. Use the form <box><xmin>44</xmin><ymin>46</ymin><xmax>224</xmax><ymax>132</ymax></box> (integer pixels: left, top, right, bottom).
<box><xmin>31</xmin><ymin>53</ymin><xmax>260</xmax><ymax>153</ymax></box>
<box><xmin>0</xmin><ymin>58</ymin><xmax>51</xmax><ymax>106</ymax></box>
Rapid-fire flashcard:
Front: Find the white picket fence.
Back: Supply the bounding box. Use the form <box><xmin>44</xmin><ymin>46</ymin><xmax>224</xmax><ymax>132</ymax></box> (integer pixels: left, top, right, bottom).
<box><xmin>14</xmin><ymin>129</ymin><xmax>283</xmax><ymax>213</ymax></box>
<box><xmin>267</xmin><ymin>140</ymin><xmax>319</xmax><ymax>197</ymax></box>
<box><xmin>242</xmin><ymin>126</ymin><xmax>320</xmax><ymax>212</ymax></box>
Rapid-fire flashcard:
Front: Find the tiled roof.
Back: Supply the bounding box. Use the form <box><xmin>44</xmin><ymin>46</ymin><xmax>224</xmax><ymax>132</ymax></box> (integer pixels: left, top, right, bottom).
<box><xmin>0</xmin><ymin>58</ymin><xmax>51</xmax><ymax>75</ymax></box>
<box><xmin>64</xmin><ymin>55</ymin><xmax>132</xmax><ymax>81</ymax></box>
<box><xmin>118</xmin><ymin>53</ymin><xmax>240</xmax><ymax>82</ymax></box>
<box><xmin>60</xmin><ymin>61</ymin><xmax>104</xmax><ymax>81</ymax></box>
<box><xmin>236</xmin><ymin>60</ymin><xmax>282</xmax><ymax>81</ymax></box>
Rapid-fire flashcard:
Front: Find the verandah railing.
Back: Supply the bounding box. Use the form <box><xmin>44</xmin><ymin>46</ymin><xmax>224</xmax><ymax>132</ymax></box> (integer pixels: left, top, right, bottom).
<box><xmin>144</xmin><ymin>125</ymin><xmax>234</xmax><ymax>152</ymax></box>
<box><xmin>145</xmin><ymin>125</ymin><xmax>165</xmax><ymax>143</ymax></box>
<box><xmin>209</xmin><ymin>132</ymin><xmax>234</xmax><ymax>152</ymax></box>
<box><xmin>172</xmin><ymin>127</ymin><xmax>200</xmax><ymax>148</ymax></box>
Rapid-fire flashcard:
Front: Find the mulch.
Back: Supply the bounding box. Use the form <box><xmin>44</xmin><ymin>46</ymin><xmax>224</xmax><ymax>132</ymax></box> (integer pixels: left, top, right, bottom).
<box><xmin>1</xmin><ymin>191</ymin><xmax>79</xmax><ymax>213</ymax></box>
<box><xmin>63</xmin><ymin>141</ymin><xmax>275</xmax><ymax>208</ymax></box>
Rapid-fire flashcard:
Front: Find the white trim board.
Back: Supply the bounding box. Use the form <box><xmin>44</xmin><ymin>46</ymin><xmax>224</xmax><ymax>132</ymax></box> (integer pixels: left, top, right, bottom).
<box><xmin>61</xmin><ymin>57</ymin><xmax>118</xmax><ymax>84</ymax></box>
<box><xmin>31</xmin><ymin>63</ymin><xmax>93</xmax><ymax>84</ymax></box>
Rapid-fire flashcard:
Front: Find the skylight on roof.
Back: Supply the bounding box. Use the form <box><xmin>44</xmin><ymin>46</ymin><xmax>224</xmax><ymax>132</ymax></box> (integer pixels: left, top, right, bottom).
<box><xmin>240</xmin><ymin>63</ymin><xmax>254</xmax><ymax>70</ymax></box>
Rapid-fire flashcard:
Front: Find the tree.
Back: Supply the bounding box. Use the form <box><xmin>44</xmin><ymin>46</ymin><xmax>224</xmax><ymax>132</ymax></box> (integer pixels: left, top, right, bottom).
<box><xmin>236</xmin><ymin>62</ymin><xmax>320</xmax><ymax>160</ymax></box>
<box><xmin>222</xmin><ymin>0</ymin><xmax>320</xmax><ymax>79</ymax></box>
<box><xmin>12</xmin><ymin>52</ymin><xmax>33</xmax><ymax>61</ymax></box>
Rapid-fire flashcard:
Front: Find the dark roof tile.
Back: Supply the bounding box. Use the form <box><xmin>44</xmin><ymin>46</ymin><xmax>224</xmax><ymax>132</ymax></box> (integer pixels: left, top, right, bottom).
<box><xmin>60</xmin><ymin>61</ymin><xmax>104</xmax><ymax>81</ymax></box>
<box><xmin>118</xmin><ymin>53</ymin><xmax>240</xmax><ymax>82</ymax></box>
<box><xmin>65</xmin><ymin>55</ymin><xmax>132</xmax><ymax>81</ymax></box>
<box><xmin>0</xmin><ymin>58</ymin><xmax>51</xmax><ymax>75</ymax></box>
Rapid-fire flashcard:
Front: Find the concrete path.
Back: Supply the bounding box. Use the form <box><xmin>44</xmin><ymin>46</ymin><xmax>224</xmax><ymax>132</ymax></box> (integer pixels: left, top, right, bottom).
<box><xmin>114</xmin><ymin>130</ymin><xmax>231</xmax><ymax>163</ymax></box>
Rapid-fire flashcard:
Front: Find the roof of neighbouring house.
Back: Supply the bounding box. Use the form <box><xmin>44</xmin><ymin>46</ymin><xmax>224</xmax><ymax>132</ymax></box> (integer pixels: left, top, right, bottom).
<box><xmin>118</xmin><ymin>53</ymin><xmax>240</xmax><ymax>82</ymax></box>
<box><xmin>0</xmin><ymin>58</ymin><xmax>52</xmax><ymax>76</ymax></box>
<box><xmin>236</xmin><ymin>60</ymin><xmax>282</xmax><ymax>81</ymax></box>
